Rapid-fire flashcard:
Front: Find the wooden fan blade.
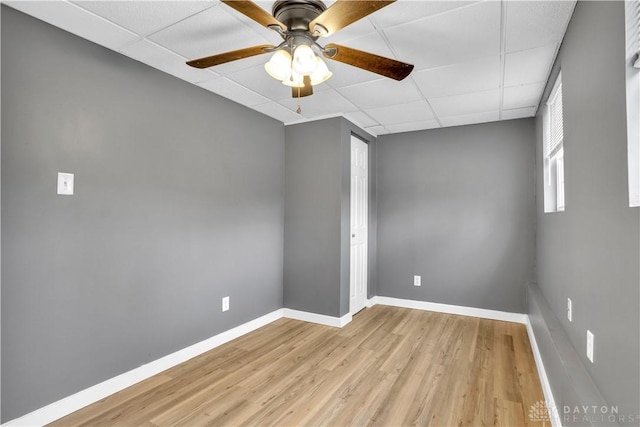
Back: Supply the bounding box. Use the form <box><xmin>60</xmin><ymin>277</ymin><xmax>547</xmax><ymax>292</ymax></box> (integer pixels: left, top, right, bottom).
<box><xmin>186</xmin><ymin>44</ymin><xmax>275</xmax><ymax>69</ymax></box>
<box><xmin>323</xmin><ymin>43</ymin><xmax>414</xmax><ymax>81</ymax></box>
<box><xmin>221</xmin><ymin>0</ymin><xmax>286</xmax><ymax>31</ymax></box>
<box><xmin>292</xmin><ymin>76</ymin><xmax>313</xmax><ymax>98</ymax></box>
<box><xmin>310</xmin><ymin>0</ymin><xmax>395</xmax><ymax>37</ymax></box>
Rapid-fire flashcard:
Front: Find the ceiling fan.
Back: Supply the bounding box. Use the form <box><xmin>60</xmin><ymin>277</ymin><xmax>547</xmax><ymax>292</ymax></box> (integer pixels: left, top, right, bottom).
<box><xmin>186</xmin><ymin>0</ymin><xmax>414</xmax><ymax>99</ymax></box>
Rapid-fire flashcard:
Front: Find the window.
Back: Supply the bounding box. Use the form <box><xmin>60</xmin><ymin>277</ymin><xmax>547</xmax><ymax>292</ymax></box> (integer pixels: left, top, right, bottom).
<box><xmin>625</xmin><ymin>0</ymin><xmax>640</xmax><ymax>207</ymax></box>
<box><xmin>543</xmin><ymin>72</ymin><xmax>565</xmax><ymax>213</ymax></box>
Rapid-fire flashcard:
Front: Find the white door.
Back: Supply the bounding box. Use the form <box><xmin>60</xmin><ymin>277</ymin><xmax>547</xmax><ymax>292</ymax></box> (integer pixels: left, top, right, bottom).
<box><xmin>350</xmin><ymin>135</ymin><xmax>368</xmax><ymax>315</ymax></box>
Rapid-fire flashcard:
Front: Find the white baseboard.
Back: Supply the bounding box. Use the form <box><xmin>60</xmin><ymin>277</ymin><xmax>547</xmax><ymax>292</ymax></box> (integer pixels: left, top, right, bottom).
<box><xmin>3</xmin><ymin>309</ymin><xmax>284</xmax><ymax>427</ymax></box>
<box><xmin>283</xmin><ymin>308</ymin><xmax>352</xmax><ymax>328</ymax></box>
<box><xmin>372</xmin><ymin>296</ymin><xmax>528</xmax><ymax>324</ymax></box>
<box><xmin>4</xmin><ymin>301</ymin><xmax>548</xmax><ymax>427</ymax></box>
<box><xmin>525</xmin><ymin>318</ymin><xmax>561</xmax><ymax>427</ymax></box>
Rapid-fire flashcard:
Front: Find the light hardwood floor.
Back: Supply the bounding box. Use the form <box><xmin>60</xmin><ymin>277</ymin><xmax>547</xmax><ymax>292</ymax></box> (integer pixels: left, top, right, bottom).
<box><xmin>49</xmin><ymin>305</ymin><xmax>547</xmax><ymax>426</ymax></box>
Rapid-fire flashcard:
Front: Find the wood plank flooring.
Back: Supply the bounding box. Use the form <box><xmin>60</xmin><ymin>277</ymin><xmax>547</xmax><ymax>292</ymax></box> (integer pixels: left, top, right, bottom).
<box><xmin>49</xmin><ymin>306</ymin><xmax>546</xmax><ymax>426</ymax></box>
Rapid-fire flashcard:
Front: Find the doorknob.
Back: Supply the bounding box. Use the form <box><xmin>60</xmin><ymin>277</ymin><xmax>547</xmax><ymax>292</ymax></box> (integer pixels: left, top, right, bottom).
<box><xmin>352</xmin><ymin>234</ymin><xmax>356</xmax><ymax>237</ymax></box>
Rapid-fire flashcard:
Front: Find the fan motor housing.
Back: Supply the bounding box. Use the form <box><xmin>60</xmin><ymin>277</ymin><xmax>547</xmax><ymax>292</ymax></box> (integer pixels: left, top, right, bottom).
<box><xmin>272</xmin><ymin>0</ymin><xmax>327</xmax><ymax>31</ymax></box>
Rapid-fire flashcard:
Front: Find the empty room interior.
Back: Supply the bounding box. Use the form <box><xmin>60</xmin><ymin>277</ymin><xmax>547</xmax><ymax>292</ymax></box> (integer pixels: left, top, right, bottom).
<box><xmin>1</xmin><ymin>0</ymin><xmax>639</xmax><ymax>426</ymax></box>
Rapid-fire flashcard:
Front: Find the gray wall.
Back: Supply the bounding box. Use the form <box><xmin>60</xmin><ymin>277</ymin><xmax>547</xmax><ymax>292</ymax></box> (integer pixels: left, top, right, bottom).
<box><xmin>1</xmin><ymin>7</ymin><xmax>284</xmax><ymax>422</ymax></box>
<box><xmin>532</xmin><ymin>1</ymin><xmax>640</xmax><ymax>424</ymax></box>
<box><xmin>376</xmin><ymin>119</ymin><xmax>536</xmax><ymax>313</ymax></box>
<box><xmin>283</xmin><ymin>117</ymin><xmax>375</xmax><ymax>318</ymax></box>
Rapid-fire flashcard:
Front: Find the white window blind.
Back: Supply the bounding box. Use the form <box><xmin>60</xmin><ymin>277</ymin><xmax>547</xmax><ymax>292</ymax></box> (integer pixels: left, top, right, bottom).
<box><xmin>627</xmin><ymin>0</ymin><xmax>640</xmax><ymax>63</ymax></box>
<box><xmin>546</xmin><ymin>76</ymin><xmax>563</xmax><ymax>157</ymax></box>
<box><xmin>625</xmin><ymin>0</ymin><xmax>640</xmax><ymax>206</ymax></box>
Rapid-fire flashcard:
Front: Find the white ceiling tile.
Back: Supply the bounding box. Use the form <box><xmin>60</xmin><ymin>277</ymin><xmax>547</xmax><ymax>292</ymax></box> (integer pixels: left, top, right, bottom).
<box><xmin>321</xmin><ymin>17</ymin><xmax>376</xmax><ymax>43</ymax></box>
<box><xmin>252</xmin><ymin>102</ymin><xmax>302</xmax><ymax>123</ymax></box>
<box><xmin>198</xmin><ymin>77</ymin><xmax>270</xmax><ymax>107</ymax></box>
<box><xmin>278</xmin><ymin>89</ymin><xmax>358</xmax><ymax>117</ymax></box>
<box><xmin>430</xmin><ymin>89</ymin><xmax>500</xmax><ymax>118</ymax></box>
<box><xmin>365</xmin><ymin>100</ymin><xmax>434</xmax><ymax>125</ymax></box>
<box><xmin>503</xmin><ymin>82</ymin><xmax>545</xmax><ymax>110</ymax></box>
<box><xmin>227</xmin><ymin>64</ymin><xmax>293</xmax><ymax>101</ymax></box>
<box><xmin>504</xmin><ymin>44</ymin><xmax>557</xmax><ymax>87</ymax></box>
<box><xmin>386</xmin><ymin>119</ymin><xmax>440</xmax><ymax>134</ymax></box>
<box><xmin>120</xmin><ymin>39</ymin><xmax>218</xmax><ymax>83</ymax></box>
<box><xmin>6</xmin><ymin>1</ymin><xmax>139</xmax><ymax>51</ymax></box>
<box><xmin>413</xmin><ymin>55</ymin><xmax>500</xmax><ymax>99</ymax></box>
<box><xmin>148</xmin><ymin>7</ymin><xmax>271</xmax><ymax>61</ymax></box>
<box><xmin>502</xmin><ymin>107</ymin><xmax>538</xmax><ymax>120</ymax></box>
<box><xmin>344</xmin><ymin>111</ymin><xmax>379</xmax><ymax>129</ymax></box>
<box><xmin>505</xmin><ymin>1</ymin><xmax>575</xmax><ymax>52</ymax></box>
<box><xmin>337</xmin><ymin>78</ymin><xmax>423</xmax><ymax>110</ymax></box>
<box><xmin>384</xmin><ymin>1</ymin><xmax>501</xmax><ymax>71</ymax></box>
<box><xmin>365</xmin><ymin>125</ymin><xmax>389</xmax><ymax>136</ymax></box>
<box><xmin>370</xmin><ymin>1</ymin><xmax>479</xmax><ymax>30</ymax></box>
<box><xmin>439</xmin><ymin>111</ymin><xmax>499</xmax><ymax>128</ymax></box>
<box><xmin>72</xmin><ymin>1</ymin><xmax>214</xmax><ymax>37</ymax></box>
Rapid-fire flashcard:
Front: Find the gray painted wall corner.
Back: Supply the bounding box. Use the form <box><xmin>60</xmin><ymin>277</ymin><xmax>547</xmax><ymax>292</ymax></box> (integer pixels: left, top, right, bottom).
<box><xmin>376</xmin><ymin>119</ymin><xmax>537</xmax><ymax>313</ymax></box>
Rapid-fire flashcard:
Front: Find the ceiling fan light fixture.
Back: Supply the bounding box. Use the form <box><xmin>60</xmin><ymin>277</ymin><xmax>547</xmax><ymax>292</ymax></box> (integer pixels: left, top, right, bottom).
<box><xmin>281</xmin><ymin>70</ymin><xmax>305</xmax><ymax>88</ymax></box>
<box><xmin>309</xmin><ymin>56</ymin><xmax>332</xmax><ymax>85</ymax></box>
<box><xmin>265</xmin><ymin>50</ymin><xmax>293</xmax><ymax>81</ymax></box>
<box><xmin>292</xmin><ymin>44</ymin><xmax>318</xmax><ymax>76</ymax></box>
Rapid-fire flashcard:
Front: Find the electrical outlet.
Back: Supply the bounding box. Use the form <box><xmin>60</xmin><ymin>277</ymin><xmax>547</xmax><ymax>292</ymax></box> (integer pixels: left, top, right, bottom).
<box><xmin>586</xmin><ymin>330</ymin><xmax>594</xmax><ymax>363</ymax></box>
<box><xmin>567</xmin><ymin>298</ymin><xmax>572</xmax><ymax>322</ymax></box>
<box><xmin>413</xmin><ymin>275</ymin><xmax>421</xmax><ymax>287</ymax></box>
<box><xmin>222</xmin><ymin>296</ymin><xmax>229</xmax><ymax>312</ymax></box>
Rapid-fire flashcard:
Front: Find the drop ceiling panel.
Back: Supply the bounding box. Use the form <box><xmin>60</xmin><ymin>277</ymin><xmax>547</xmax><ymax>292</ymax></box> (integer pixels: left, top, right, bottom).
<box><xmin>6</xmin><ymin>0</ymin><xmax>576</xmax><ymax>135</ymax></box>
<box><xmin>502</xmin><ymin>106</ymin><xmax>538</xmax><ymax>120</ymax></box>
<box><xmin>370</xmin><ymin>1</ymin><xmax>479</xmax><ymax>29</ymax></box>
<box><xmin>120</xmin><ymin>39</ymin><xmax>218</xmax><ymax>84</ymax></box>
<box><xmin>504</xmin><ymin>44</ymin><xmax>557</xmax><ymax>87</ymax></box>
<box><xmin>6</xmin><ymin>1</ymin><xmax>139</xmax><ymax>50</ymax></box>
<box><xmin>386</xmin><ymin>119</ymin><xmax>440</xmax><ymax>134</ymax></box>
<box><xmin>503</xmin><ymin>82</ymin><xmax>545</xmax><ymax>110</ymax></box>
<box><xmin>430</xmin><ymin>89</ymin><xmax>500</xmax><ymax>118</ymax></box>
<box><xmin>321</xmin><ymin>17</ymin><xmax>376</xmax><ymax>43</ymax></box>
<box><xmin>413</xmin><ymin>55</ymin><xmax>500</xmax><ymax>99</ymax></box>
<box><xmin>253</xmin><ymin>101</ymin><xmax>302</xmax><ymax>123</ymax></box>
<box><xmin>227</xmin><ymin>64</ymin><xmax>293</xmax><ymax>101</ymax></box>
<box><xmin>337</xmin><ymin>78</ymin><xmax>423</xmax><ymax>110</ymax></box>
<box><xmin>366</xmin><ymin>125</ymin><xmax>389</xmax><ymax>135</ymax></box>
<box><xmin>384</xmin><ymin>1</ymin><xmax>501</xmax><ymax>71</ymax></box>
<box><xmin>148</xmin><ymin>7</ymin><xmax>272</xmax><ymax>60</ymax></box>
<box><xmin>440</xmin><ymin>111</ymin><xmax>499</xmax><ymax>128</ymax></box>
<box><xmin>73</xmin><ymin>1</ymin><xmax>214</xmax><ymax>37</ymax></box>
<box><xmin>278</xmin><ymin>89</ymin><xmax>359</xmax><ymax>117</ymax></box>
<box><xmin>365</xmin><ymin>100</ymin><xmax>434</xmax><ymax>125</ymax></box>
<box><xmin>505</xmin><ymin>0</ymin><xmax>575</xmax><ymax>52</ymax></box>
<box><xmin>198</xmin><ymin>77</ymin><xmax>270</xmax><ymax>107</ymax></box>
<box><xmin>344</xmin><ymin>111</ymin><xmax>379</xmax><ymax>129</ymax></box>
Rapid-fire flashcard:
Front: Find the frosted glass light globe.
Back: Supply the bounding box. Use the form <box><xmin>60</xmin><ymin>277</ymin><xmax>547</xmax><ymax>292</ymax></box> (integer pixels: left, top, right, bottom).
<box><xmin>292</xmin><ymin>44</ymin><xmax>318</xmax><ymax>76</ymax></box>
<box><xmin>265</xmin><ymin>50</ymin><xmax>292</xmax><ymax>81</ymax></box>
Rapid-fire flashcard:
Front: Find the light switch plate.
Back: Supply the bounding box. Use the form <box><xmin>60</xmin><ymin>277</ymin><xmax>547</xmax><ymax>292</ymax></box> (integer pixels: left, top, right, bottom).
<box><xmin>57</xmin><ymin>173</ymin><xmax>74</xmax><ymax>195</ymax></box>
<box><xmin>413</xmin><ymin>275</ymin><xmax>421</xmax><ymax>286</ymax></box>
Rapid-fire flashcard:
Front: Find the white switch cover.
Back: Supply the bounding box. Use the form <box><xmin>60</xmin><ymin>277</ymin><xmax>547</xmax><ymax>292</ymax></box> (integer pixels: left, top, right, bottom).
<box><xmin>57</xmin><ymin>173</ymin><xmax>74</xmax><ymax>195</ymax></box>
<box><xmin>413</xmin><ymin>275</ymin><xmax>421</xmax><ymax>286</ymax></box>
<box><xmin>222</xmin><ymin>296</ymin><xmax>229</xmax><ymax>312</ymax></box>
<box><xmin>567</xmin><ymin>298</ymin><xmax>572</xmax><ymax>322</ymax></box>
<box><xmin>586</xmin><ymin>330</ymin><xmax>594</xmax><ymax>363</ymax></box>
